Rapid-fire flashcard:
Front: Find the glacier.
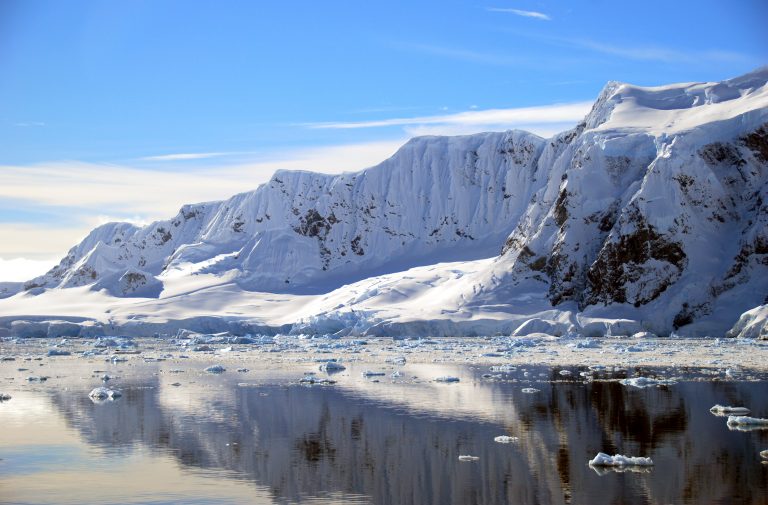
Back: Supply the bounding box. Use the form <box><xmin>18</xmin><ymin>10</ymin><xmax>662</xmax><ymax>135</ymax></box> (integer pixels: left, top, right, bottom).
<box><xmin>1</xmin><ymin>67</ymin><xmax>767</xmax><ymax>339</ymax></box>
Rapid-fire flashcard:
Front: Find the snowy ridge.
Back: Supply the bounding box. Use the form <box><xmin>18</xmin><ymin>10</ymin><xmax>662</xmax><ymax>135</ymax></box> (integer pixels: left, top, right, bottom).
<box><xmin>1</xmin><ymin>68</ymin><xmax>768</xmax><ymax>338</ymax></box>
<box><xmin>23</xmin><ymin>131</ymin><xmax>545</xmax><ymax>295</ymax></box>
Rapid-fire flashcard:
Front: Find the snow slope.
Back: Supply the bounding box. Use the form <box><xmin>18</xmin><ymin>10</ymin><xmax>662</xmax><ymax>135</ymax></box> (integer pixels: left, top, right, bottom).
<box><xmin>1</xmin><ymin>68</ymin><xmax>767</xmax><ymax>338</ymax></box>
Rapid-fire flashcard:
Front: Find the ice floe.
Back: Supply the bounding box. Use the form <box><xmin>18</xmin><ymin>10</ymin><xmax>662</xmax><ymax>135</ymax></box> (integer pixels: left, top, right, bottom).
<box><xmin>494</xmin><ymin>436</ymin><xmax>518</xmax><ymax>444</ymax></box>
<box><xmin>204</xmin><ymin>365</ymin><xmax>226</xmax><ymax>374</ymax></box>
<box><xmin>88</xmin><ymin>387</ymin><xmax>122</xmax><ymax>401</ymax></box>
<box><xmin>620</xmin><ymin>377</ymin><xmax>676</xmax><ymax>388</ymax></box>
<box><xmin>727</xmin><ymin>416</ymin><xmax>768</xmax><ymax>427</ymax></box>
<box><xmin>710</xmin><ymin>405</ymin><xmax>751</xmax><ymax>416</ymax></box>
<box><xmin>319</xmin><ymin>361</ymin><xmax>346</xmax><ymax>373</ymax></box>
<box><xmin>588</xmin><ymin>452</ymin><xmax>653</xmax><ymax>467</ymax></box>
<box><xmin>521</xmin><ymin>388</ymin><xmax>540</xmax><ymax>394</ymax></box>
<box><xmin>458</xmin><ymin>455</ymin><xmax>479</xmax><ymax>461</ymax></box>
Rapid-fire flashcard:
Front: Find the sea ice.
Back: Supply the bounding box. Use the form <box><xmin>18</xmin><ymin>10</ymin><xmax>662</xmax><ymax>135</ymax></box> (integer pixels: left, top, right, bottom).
<box><xmin>88</xmin><ymin>387</ymin><xmax>122</xmax><ymax>401</ymax></box>
<box><xmin>620</xmin><ymin>377</ymin><xmax>676</xmax><ymax>388</ymax></box>
<box><xmin>727</xmin><ymin>416</ymin><xmax>768</xmax><ymax>427</ymax></box>
<box><xmin>588</xmin><ymin>452</ymin><xmax>653</xmax><ymax>467</ymax></box>
<box><xmin>710</xmin><ymin>405</ymin><xmax>751</xmax><ymax>415</ymax></box>
<box><xmin>46</xmin><ymin>349</ymin><xmax>71</xmax><ymax>356</ymax></box>
<box><xmin>319</xmin><ymin>361</ymin><xmax>346</xmax><ymax>373</ymax></box>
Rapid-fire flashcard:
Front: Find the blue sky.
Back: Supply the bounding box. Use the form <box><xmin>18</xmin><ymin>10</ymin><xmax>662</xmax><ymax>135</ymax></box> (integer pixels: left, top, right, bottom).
<box><xmin>0</xmin><ymin>0</ymin><xmax>766</xmax><ymax>279</ymax></box>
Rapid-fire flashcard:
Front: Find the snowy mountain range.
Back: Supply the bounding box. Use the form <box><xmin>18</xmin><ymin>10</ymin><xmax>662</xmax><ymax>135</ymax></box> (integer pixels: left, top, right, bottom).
<box><xmin>1</xmin><ymin>67</ymin><xmax>767</xmax><ymax>339</ymax></box>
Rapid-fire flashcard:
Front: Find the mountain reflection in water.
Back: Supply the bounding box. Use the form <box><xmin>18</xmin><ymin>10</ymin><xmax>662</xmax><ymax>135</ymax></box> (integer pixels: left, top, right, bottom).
<box><xmin>4</xmin><ymin>364</ymin><xmax>768</xmax><ymax>505</ymax></box>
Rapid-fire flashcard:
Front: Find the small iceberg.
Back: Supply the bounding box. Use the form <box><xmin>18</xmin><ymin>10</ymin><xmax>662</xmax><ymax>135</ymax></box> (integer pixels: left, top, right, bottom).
<box><xmin>299</xmin><ymin>375</ymin><xmax>336</xmax><ymax>385</ymax></box>
<box><xmin>588</xmin><ymin>452</ymin><xmax>653</xmax><ymax>467</ymax></box>
<box><xmin>435</xmin><ymin>376</ymin><xmax>460</xmax><ymax>383</ymax></box>
<box><xmin>620</xmin><ymin>377</ymin><xmax>676</xmax><ymax>388</ymax></box>
<box><xmin>710</xmin><ymin>405</ymin><xmax>750</xmax><ymax>416</ymax></box>
<box><xmin>727</xmin><ymin>416</ymin><xmax>768</xmax><ymax>427</ymax></box>
<box><xmin>88</xmin><ymin>387</ymin><xmax>122</xmax><ymax>401</ymax></box>
<box><xmin>494</xmin><ymin>436</ymin><xmax>518</xmax><ymax>444</ymax></box>
<box><xmin>320</xmin><ymin>361</ymin><xmax>346</xmax><ymax>373</ymax></box>
<box><xmin>521</xmin><ymin>388</ymin><xmax>540</xmax><ymax>394</ymax></box>
<box><xmin>458</xmin><ymin>455</ymin><xmax>479</xmax><ymax>461</ymax></box>
<box><xmin>47</xmin><ymin>349</ymin><xmax>71</xmax><ymax>356</ymax></box>
<box><xmin>204</xmin><ymin>365</ymin><xmax>226</xmax><ymax>374</ymax></box>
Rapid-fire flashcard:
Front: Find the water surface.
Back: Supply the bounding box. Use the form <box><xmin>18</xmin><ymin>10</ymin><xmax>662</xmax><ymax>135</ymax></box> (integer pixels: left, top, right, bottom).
<box><xmin>1</xmin><ymin>361</ymin><xmax>767</xmax><ymax>504</ymax></box>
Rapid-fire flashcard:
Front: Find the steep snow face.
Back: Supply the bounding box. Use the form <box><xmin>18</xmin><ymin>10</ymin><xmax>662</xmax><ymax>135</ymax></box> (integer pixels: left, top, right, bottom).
<box><xmin>26</xmin><ymin>131</ymin><xmax>545</xmax><ymax>294</ymax></box>
<box><xmin>466</xmin><ymin>67</ymin><xmax>768</xmax><ymax>335</ymax></box>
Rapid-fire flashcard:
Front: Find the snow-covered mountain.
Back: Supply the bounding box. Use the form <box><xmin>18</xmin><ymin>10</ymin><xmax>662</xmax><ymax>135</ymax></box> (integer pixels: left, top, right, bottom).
<box><xmin>23</xmin><ymin>130</ymin><xmax>544</xmax><ymax>295</ymax></box>
<box><xmin>2</xmin><ymin>67</ymin><xmax>767</xmax><ymax>338</ymax></box>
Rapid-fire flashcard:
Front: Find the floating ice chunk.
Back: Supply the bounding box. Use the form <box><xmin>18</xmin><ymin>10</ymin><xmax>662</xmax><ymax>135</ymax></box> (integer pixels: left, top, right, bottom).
<box><xmin>237</xmin><ymin>368</ymin><xmax>249</xmax><ymax>373</ymax></box>
<box><xmin>727</xmin><ymin>416</ymin><xmax>768</xmax><ymax>427</ymax></box>
<box><xmin>0</xmin><ymin>393</ymin><xmax>11</xmax><ymax>401</ymax></box>
<box><xmin>193</xmin><ymin>345</ymin><xmax>213</xmax><ymax>352</ymax></box>
<box><xmin>710</xmin><ymin>405</ymin><xmax>751</xmax><ymax>415</ymax></box>
<box><xmin>559</xmin><ymin>370</ymin><xmax>573</xmax><ymax>376</ymax></box>
<box><xmin>490</xmin><ymin>364</ymin><xmax>515</xmax><ymax>373</ymax></box>
<box><xmin>299</xmin><ymin>375</ymin><xmax>336</xmax><ymax>385</ymax></box>
<box><xmin>458</xmin><ymin>455</ymin><xmax>479</xmax><ymax>461</ymax></box>
<box><xmin>568</xmin><ymin>340</ymin><xmax>601</xmax><ymax>349</ymax></box>
<box><xmin>391</xmin><ymin>371</ymin><xmax>403</xmax><ymax>378</ymax></box>
<box><xmin>386</xmin><ymin>356</ymin><xmax>407</xmax><ymax>365</ymax></box>
<box><xmin>435</xmin><ymin>376</ymin><xmax>460</xmax><ymax>383</ymax></box>
<box><xmin>761</xmin><ymin>450</ymin><xmax>768</xmax><ymax>459</ymax></box>
<box><xmin>589</xmin><ymin>452</ymin><xmax>653</xmax><ymax>467</ymax></box>
<box><xmin>521</xmin><ymin>388</ymin><xmax>540</xmax><ymax>394</ymax></box>
<box><xmin>362</xmin><ymin>370</ymin><xmax>386</xmax><ymax>377</ymax></box>
<box><xmin>320</xmin><ymin>361</ymin><xmax>346</xmax><ymax>373</ymax></box>
<box><xmin>101</xmin><ymin>374</ymin><xmax>113</xmax><ymax>382</ymax></box>
<box><xmin>88</xmin><ymin>387</ymin><xmax>122</xmax><ymax>401</ymax></box>
<box><xmin>631</xmin><ymin>331</ymin><xmax>658</xmax><ymax>339</ymax></box>
<box><xmin>620</xmin><ymin>377</ymin><xmax>676</xmax><ymax>388</ymax></box>
<box><xmin>170</xmin><ymin>382</ymin><xmax>181</xmax><ymax>387</ymax></box>
<box><xmin>47</xmin><ymin>349</ymin><xmax>71</xmax><ymax>356</ymax></box>
<box><xmin>0</xmin><ymin>356</ymin><xmax>16</xmax><ymax>361</ymax></box>
<box><xmin>204</xmin><ymin>365</ymin><xmax>226</xmax><ymax>374</ymax></box>
<box><xmin>27</xmin><ymin>376</ymin><xmax>48</xmax><ymax>382</ymax></box>
<box><xmin>494</xmin><ymin>436</ymin><xmax>518</xmax><ymax>444</ymax></box>
<box><xmin>107</xmin><ymin>355</ymin><xmax>128</xmax><ymax>363</ymax></box>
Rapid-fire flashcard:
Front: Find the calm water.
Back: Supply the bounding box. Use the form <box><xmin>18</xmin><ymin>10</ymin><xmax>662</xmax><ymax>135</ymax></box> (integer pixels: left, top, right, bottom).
<box><xmin>1</xmin><ymin>361</ymin><xmax>767</xmax><ymax>504</ymax></box>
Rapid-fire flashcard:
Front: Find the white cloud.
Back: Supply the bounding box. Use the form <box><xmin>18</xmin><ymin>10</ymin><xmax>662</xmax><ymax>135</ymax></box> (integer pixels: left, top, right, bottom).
<box><xmin>487</xmin><ymin>7</ymin><xmax>551</xmax><ymax>20</ymax></box>
<box><xmin>306</xmin><ymin>101</ymin><xmax>592</xmax><ymax>136</ymax></box>
<box><xmin>140</xmin><ymin>152</ymin><xmax>230</xmax><ymax>161</ymax></box>
<box><xmin>391</xmin><ymin>42</ymin><xmax>530</xmax><ymax>66</ymax></box>
<box><xmin>0</xmin><ymin>257</ymin><xmax>58</xmax><ymax>282</ymax></box>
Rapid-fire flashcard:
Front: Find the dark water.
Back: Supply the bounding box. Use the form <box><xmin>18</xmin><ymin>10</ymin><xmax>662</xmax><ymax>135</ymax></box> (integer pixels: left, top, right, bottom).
<box><xmin>1</xmin><ymin>362</ymin><xmax>767</xmax><ymax>504</ymax></box>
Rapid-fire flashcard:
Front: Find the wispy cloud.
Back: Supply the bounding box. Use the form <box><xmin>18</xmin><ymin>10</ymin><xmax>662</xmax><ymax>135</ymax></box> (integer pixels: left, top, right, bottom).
<box><xmin>140</xmin><ymin>152</ymin><xmax>230</xmax><ymax>161</ymax></box>
<box><xmin>487</xmin><ymin>7</ymin><xmax>551</xmax><ymax>20</ymax></box>
<box><xmin>305</xmin><ymin>101</ymin><xmax>592</xmax><ymax>136</ymax></box>
<box><xmin>570</xmin><ymin>38</ymin><xmax>749</xmax><ymax>63</ymax></box>
<box><xmin>14</xmin><ymin>121</ymin><xmax>46</xmax><ymax>127</ymax></box>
